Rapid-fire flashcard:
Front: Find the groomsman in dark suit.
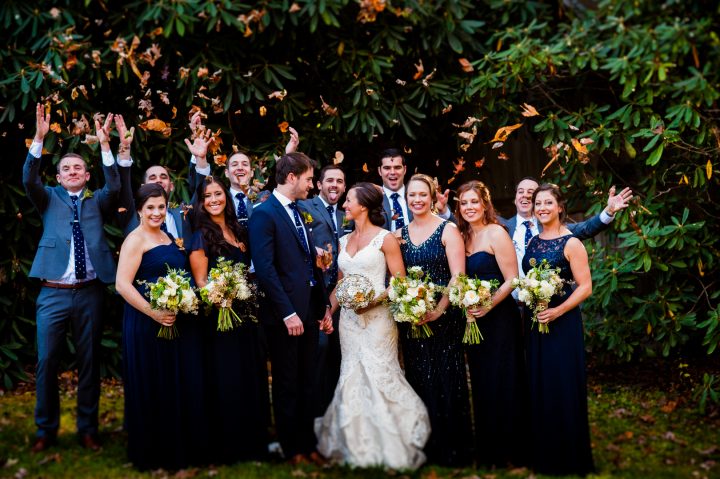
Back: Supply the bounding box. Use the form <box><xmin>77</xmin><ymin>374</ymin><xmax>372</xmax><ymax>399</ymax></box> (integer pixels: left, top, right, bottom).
<box><xmin>299</xmin><ymin>164</ymin><xmax>347</xmax><ymax>414</ymax></box>
<box><xmin>23</xmin><ymin>105</ymin><xmax>119</xmax><ymax>453</ymax></box>
<box><xmin>377</xmin><ymin>148</ymin><xmax>455</xmax><ymax>231</ymax></box>
<box><xmin>249</xmin><ymin>152</ymin><xmax>334</xmax><ymax>464</ymax></box>
<box><xmin>114</xmin><ymin>115</ymin><xmax>195</xmax><ymax>243</ymax></box>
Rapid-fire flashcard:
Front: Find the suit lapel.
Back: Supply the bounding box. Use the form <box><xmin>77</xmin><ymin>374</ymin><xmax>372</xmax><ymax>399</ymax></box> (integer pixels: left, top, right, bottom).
<box><xmin>315</xmin><ymin>197</ymin><xmax>336</xmax><ymax>234</ymax></box>
<box><xmin>269</xmin><ymin>195</ymin><xmax>306</xmax><ymax>252</ymax></box>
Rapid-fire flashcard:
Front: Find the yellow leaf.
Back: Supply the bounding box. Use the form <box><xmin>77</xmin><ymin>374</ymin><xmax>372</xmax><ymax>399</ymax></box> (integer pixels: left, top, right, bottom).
<box><xmin>71</xmin><ymin>87</ymin><xmax>79</xmax><ymax>100</ymax></box>
<box><xmin>679</xmin><ymin>174</ymin><xmax>689</xmax><ymax>185</ymax></box>
<box><xmin>362</xmin><ymin>163</ymin><xmax>369</xmax><ymax>173</ymax></box>
<box><xmin>50</xmin><ymin>122</ymin><xmax>62</xmax><ymax>133</ymax></box>
<box><xmin>487</xmin><ymin>123</ymin><xmax>523</xmax><ymax>143</ymax></box>
<box><xmin>571</xmin><ymin>138</ymin><xmax>589</xmax><ymax>154</ymax></box>
<box><xmin>259</xmin><ymin>106</ymin><xmax>267</xmax><ymax>117</ymax></box>
<box><xmin>278</xmin><ymin>121</ymin><xmax>289</xmax><ymax>133</ymax></box>
<box><xmin>698</xmin><ymin>257</ymin><xmax>704</xmax><ymax>277</ymax></box>
<box><xmin>646</xmin><ymin>322</ymin><xmax>652</xmax><ymax>335</ymax></box>
<box><xmin>706</xmin><ymin>159</ymin><xmax>713</xmax><ymax>179</ymax></box>
<box><xmin>520</xmin><ymin>103</ymin><xmax>540</xmax><ymax>117</ymax></box>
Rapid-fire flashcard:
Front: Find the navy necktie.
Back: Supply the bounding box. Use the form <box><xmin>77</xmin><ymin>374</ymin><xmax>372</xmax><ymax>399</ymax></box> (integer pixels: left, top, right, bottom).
<box><xmin>326</xmin><ymin>204</ymin><xmax>338</xmax><ymax>239</ymax></box>
<box><xmin>390</xmin><ymin>192</ymin><xmax>405</xmax><ymax>230</ymax></box>
<box><xmin>70</xmin><ymin>195</ymin><xmax>87</xmax><ymax>280</ymax></box>
<box><xmin>288</xmin><ymin>202</ymin><xmax>316</xmax><ymax>286</ymax></box>
<box><xmin>523</xmin><ymin>220</ymin><xmax>534</xmax><ymax>248</ymax></box>
<box><xmin>235</xmin><ymin>192</ymin><xmax>249</xmax><ymax>222</ymax></box>
<box><xmin>325</xmin><ymin>204</ymin><xmax>339</xmax><ymax>284</ymax></box>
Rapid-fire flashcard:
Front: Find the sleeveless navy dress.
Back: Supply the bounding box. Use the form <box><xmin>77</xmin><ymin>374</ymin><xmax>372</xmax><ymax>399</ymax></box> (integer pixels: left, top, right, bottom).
<box><xmin>465</xmin><ymin>251</ymin><xmax>528</xmax><ymax>467</ymax></box>
<box><xmin>189</xmin><ymin>232</ymin><xmax>270</xmax><ymax>464</ymax></box>
<box><xmin>522</xmin><ymin>235</ymin><xmax>594</xmax><ymax>476</ymax></box>
<box><xmin>122</xmin><ymin>240</ymin><xmax>208</xmax><ymax>470</ymax></box>
<box><xmin>398</xmin><ymin>221</ymin><xmax>472</xmax><ymax>466</ymax></box>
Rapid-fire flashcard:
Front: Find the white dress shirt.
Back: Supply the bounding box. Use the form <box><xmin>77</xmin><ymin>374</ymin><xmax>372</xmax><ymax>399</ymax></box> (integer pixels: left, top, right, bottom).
<box><xmin>383</xmin><ymin>185</ymin><xmax>409</xmax><ymax>232</ymax></box>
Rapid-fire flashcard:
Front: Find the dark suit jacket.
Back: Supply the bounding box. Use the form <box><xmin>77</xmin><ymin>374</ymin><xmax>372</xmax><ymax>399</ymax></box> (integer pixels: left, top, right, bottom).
<box><xmin>299</xmin><ymin>196</ymin><xmax>347</xmax><ymax>288</ymax></box>
<box><xmin>23</xmin><ymin>152</ymin><xmax>119</xmax><ymax>283</ymax></box>
<box><xmin>501</xmin><ymin>213</ymin><xmax>609</xmax><ymax>240</ymax></box>
<box><xmin>116</xmin><ymin>165</ymin><xmax>193</xmax><ymax>242</ymax></box>
<box><xmin>249</xmin><ymin>194</ymin><xmax>329</xmax><ymax>326</ymax></box>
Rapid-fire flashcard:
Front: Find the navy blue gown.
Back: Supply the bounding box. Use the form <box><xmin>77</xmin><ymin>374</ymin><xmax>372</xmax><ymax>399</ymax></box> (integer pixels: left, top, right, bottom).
<box><xmin>522</xmin><ymin>235</ymin><xmax>594</xmax><ymax>476</ymax></box>
<box><xmin>398</xmin><ymin>221</ymin><xmax>472</xmax><ymax>466</ymax></box>
<box><xmin>465</xmin><ymin>252</ymin><xmax>528</xmax><ymax>467</ymax></box>
<box><xmin>190</xmin><ymin>232</ymin><xmax>270</xmax><ymax>464</ymax></box>
<box><xmin>122</xmin><ymin>240</ymin><xmax>208</xmax><ymax>470</ymax></box>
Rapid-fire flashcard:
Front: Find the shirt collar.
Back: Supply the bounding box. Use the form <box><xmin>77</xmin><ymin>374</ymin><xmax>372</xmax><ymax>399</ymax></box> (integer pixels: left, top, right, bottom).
<box><xmin>273</xmin><ymin>189</ymin><xmax>293</xmax><ymax>207</ymax></box>
<box><xmin>515</xmin><ymin>214</ymin><xmax>536</xmax><ymax>227</ymax></box>
<box><xmin>383</xmin><ymin>184</ymin><xmax>405</xmax><ymax>199</ymax></box>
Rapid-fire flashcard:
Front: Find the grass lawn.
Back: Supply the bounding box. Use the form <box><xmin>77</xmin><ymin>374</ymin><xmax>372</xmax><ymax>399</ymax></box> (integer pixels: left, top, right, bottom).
<box><xmin>1</xmin><ymin>357</ymin><xmax>718</xmax><ymax>479</ymax></box>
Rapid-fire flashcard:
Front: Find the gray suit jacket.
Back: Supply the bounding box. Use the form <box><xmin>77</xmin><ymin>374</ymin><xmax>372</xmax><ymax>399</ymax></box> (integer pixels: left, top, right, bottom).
<box><xmin>23</xmin><ymin>152</ymin><xmax>120</xmax><ymax>283</ymax></box>
<box><xmin>501</xmin><ymin>214</ymin><xmax>609</xmax><ymax>241</ymax></box>
<box><xmin>299</xmin><ymin>196</ymin><xmax>347</xmax><ymax>288</ymax></box>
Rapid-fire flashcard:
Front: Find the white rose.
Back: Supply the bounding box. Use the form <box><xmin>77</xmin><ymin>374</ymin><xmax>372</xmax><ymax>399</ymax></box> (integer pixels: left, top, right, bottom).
<box><xmin>518</xmin><ymin>289</ymin><xmax>531</xmax><ymax>304</ymax></box>
<box><xmin>539</xmin><ymin>281</ymin><xmax>555</xmax><ymax>298</ymax></box>
<box><xmin>480</xmin><ymin>280</ymin><xmax>492</xmax><ymax>291</ymax></box>
<box><xmin>528</xmin><ymin>279</ymin><xmax>540</xmax><ymax>289</ymax></box>
<box><xmin>407</xmin><ymin>287</ymin><xmax>419</xmax><ymax>298</ymax></box>
<box><xmin>410</xmin><ymin>304</ymin><xmax>426</xmax><ymax>317</ymax></box>
<box><xmin>462</xmin><ymin>290</ymin><xmax>480</xmax><ymax>307</ymax></box>
<box><xmin>388</xmin><ymin>288</ymin><xmax>397</xmax><ymax>301</ymax></box>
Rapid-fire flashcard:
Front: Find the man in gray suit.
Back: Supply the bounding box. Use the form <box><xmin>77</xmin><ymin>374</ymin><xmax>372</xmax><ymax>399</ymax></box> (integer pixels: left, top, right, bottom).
<box><xmin>377</xmin><ymin>148</ymin><xmax>454</xmax><ymax>231</ymax></box>
<box><xmin>23</xmin><ymin>105</ymin><xmax>119</xmax><ymax>453</ymax></box>
<box><xmin>299</xmin><ymin>164</ymin><xmax>347</xmax><ymax>414</ymax></box>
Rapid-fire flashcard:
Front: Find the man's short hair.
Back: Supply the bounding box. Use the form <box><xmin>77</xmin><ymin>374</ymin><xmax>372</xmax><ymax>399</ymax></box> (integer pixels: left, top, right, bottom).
<box><xmin>275</xmin><ymin>152</ymin><xmax>314</xmax><ymax>185</ymax></box>
<box><xmin>378</xmin><ymin>148</ymin><xmax>406</xmax><ymax>167</ymax></box>
<box><xmin>318</xmin><ymin>164</ymin><xmax>345</xmax><ymax>183</ymax></box>
<box><xmin>56</xmin><ymin>153</ymin><xmax>87</xmax><ymax>173</ymax></box>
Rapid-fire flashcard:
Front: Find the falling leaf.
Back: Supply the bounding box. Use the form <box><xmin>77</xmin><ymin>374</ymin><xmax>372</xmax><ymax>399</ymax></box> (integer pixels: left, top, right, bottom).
<box><xmin>571</xmin><ymin>138</ymin><xmax>589</xmax><ymax>154</ymax></box>
<box><xmin>474</xmin><ymin>157</ymin><xmax>485</xmax><ymax>168</ymax></box>
<box><xmin>706</xmin><ymin>159</ymin><xmax>713</xmax><ymax>179</ymax></box>
<box><xmin>171</xmin><ymin>106</ymin><xmax>177</xmax><ymax>119</ymax></box>
<box><xmin>447</xmin><ymin>176</ymin><xmax>456</xmax><ymax>184</ymax></box>
<box><xmin>49</xmin><ymin>7</ymin><xmax>61</xmax><ymax>18</ymax></box>
<box><xmin>459</xmin><ymin>131</ymin><xmax>476</xmax><ymax>143</ymax></box>
<box><xmin>259</xmin><ymin>106</ymin><xmax>267</xmax><ymax>117</ymax></box>
<box><xmin>413</xmin><ymin>59</ymin><xmax>424</xmax><ymax>80</ymax></box>
<box><xmin>333</xmin><ymin>151</ymin><xmax>344</xmax><ymax>164</ymax></box>
<box><xmin>679</xmin><ymin>174</ymin><xmax>689</xmax><ymax>185</ymax></box>
<box><xmin>365</xmin><ymin>88</ymin><xmax>375</xmax><ymax>95</ymax></box>
<box><xmin>214</xmin><ymin>154</ymin><xmax>227</xmax><ymax>167</ymax></box>
<box><xmin>520</xmin><ymin>103</ymin><xmax>540</xmax><ymax>117</ymax></box>
<box><xmin>197</xmin><ymin>67</ymin><xmax>209</xmax><ymax>78</ymax></box>
<box><xmin>117</xmin><ymin>207</ymin><xmax>127</xmax><ymax>213</ymax></box>
<box><xmin>498</xmin><ymin>152</ymin><xmax>509</xmax><ymax>160</ymax></box>
<box><xmin>278</xmin><ymin>121</ymin><xmax>289</xmax><ymax>133</ymax></box>
<box><xmin>362</xmin><ymin>163</ymin><xmax>369</xmax><ymax>173</ymax></box>
<box><xmin>491</xmin><ymin>142</ymin><xmax>503</xmax><ymax>149</ymax></box>
<box><xmin>459</xmin><ymin>144</ymin><xmax>471</xmax><ymax>151</ymax></box>
<box><xmin>208</xmin><ymin>129</ymin><xmax>224</xmax><ymax>154</ymax></box>
<box><xmin>71</xmin><ymin>87</ymin><xmax>79</xmax><ymax>100</ymax></box>
<box><xmin>289</xmin><ymin>4</ymin><xmax>301</xmax><ymax>13</ymax></box>
<box><xmin>454</xmin><ymin>116</ymin><xmax>484</xmax><ymax>129</ymax></box>
<box><xmin>395</xmin><ymin>78</ymin><xmax>407</xmax><ymax>86</ymax></box>
<box><xmin>458</xmin><ymin>58</ymin><xmax>474</xmax><ymax>72</ymax></box>
<box><xmin>452</xmin><ymin>157</ymin><xmax>465</xmax><ymax>175</ymax></box>
<box><xmin>139</xmin><ymin>118</ymin><xmax>170</xmax><ymax>134</ymax></box>
<box><xmin>488</xmin><ymin>123</ymin><xmax>523</xmax><ymax>143</ymax></box>
<box><xmin>568</xmin><ymin>124</ymin><xmax>579</xmax><ymax>131</ymax></box>
<box><xmin>50</xmin><ymin>122</ymin><xmax>62</xmax><ymax>133</ymax></box>
<box><xmin>403</xmin><ymin>146</ymin><xmax>412</xmax><ymax>154</ymax></box>
<box><xmin>268</xmin><ymin>89</ymin><xmax>287</xmax><ymax>100</ymax></box>
<box><xmin>234</xmin><ymin>109</ymin><xmax>242</xmax><ymax>115</ymax></box>
<box><xmin>579</xmin><ymin>137</ymin><xmax>594</xmax><ymax>145</ymax></box>
<box><xmin>442</xmin><ymin>104</ymin><xmax>453</xmax><ymax>114</ymax></box>
<box><xmin>320</xmin><ymin>96</ymin><xmax>338</xmax><ymax>116</ymax></box>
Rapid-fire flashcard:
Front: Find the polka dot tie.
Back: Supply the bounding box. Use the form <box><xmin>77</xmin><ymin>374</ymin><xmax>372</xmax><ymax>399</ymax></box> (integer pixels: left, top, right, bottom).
<box><xmin>288</xmin><ymin>202</ymin><xmax>316</xmax><ymax>286</ymax></box>
<box><xmin>325</xmin><ymin>204</ymin><xmax>338</xmax><ymax>284</ymax></box>
<box><xmin>70</xmin><ymin>195</ymin><xmax>87</xmax><ymax>280</ymax></box>
<box><xmin>390</xmin><ymin>192</ymin><xmax>405</xmax><ymax>230</ymax></box>
<box><xmin>235</xmin><ymin>192</ymin><xmax>249</xmax><ymax>223</ymax></box>
<box><xmin>523</xmin><ymin>220</ymin><xmax>534</xmax><ymax>248</ymax></box>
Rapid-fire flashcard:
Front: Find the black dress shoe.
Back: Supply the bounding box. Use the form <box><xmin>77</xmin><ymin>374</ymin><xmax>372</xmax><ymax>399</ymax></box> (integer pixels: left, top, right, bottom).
<box><xmin>31</xmin><ymin>436</ymin><xmax>56</xmax><ymax>453</ymax></box>
<box><xmin>78</xmin><ymin>433</ymin><xmax>101</xmax><ymax>451</ymax></box>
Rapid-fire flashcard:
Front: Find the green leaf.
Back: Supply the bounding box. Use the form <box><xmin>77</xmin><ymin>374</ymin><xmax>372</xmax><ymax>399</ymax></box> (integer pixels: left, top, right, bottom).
<box><xmin>646</xmin><ymin>143</ymin><xmax>664</xmax><ymax>166</ymax></box>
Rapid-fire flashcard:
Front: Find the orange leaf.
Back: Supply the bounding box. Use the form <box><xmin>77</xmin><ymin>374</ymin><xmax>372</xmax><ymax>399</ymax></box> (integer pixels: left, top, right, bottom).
<box><xmin>413</xmin><ymin>59</ymin><xmax>424</xmax><ymax>80</ymax></box>
<box><xmin>474</xmin><ymin>158</ymin><xmax>485</xmax><ymax>168</ymax></box>
<box><xmin>362</xmin><ymin>163</ymin><xmax>369</xmax><ymax>173</ymax></box>
<box><xmin>487</xmin><ymin>123</ymin><xmax>523</xmax><ymax>143</ymax></box>
<box><xmin>571</xmin><ymin>138</ymin><xmax>589</xmax><ymax>154</ymax></box>
<box><xmin>214</xmin><ymin>154</ymin><xmax>227</xmax><ymax>167</ymax></box>
<box><xmin>442</xmin><ymin>104</ymin><xmax>452</xmax><ymax>114</ymax></box>
<box><xmin>333</xmin><ymin>151</ymin><xmax>344</xmax><ymax>165</ymax></box>
<box><xmin>268</xmin><ymin>89</ymin><xmax>287</xmax><ymax>100</ymax></box>
<box><xmin>452</xmin><ymin>157</ymin><xmax>465</xmax><ymax>175</ymax></box>
<box><xmin>139</xmin><ymin>118</ymin><xmax>169</xmax><ymax>132</ymax></box>
<box><xmin>320</xmin><ymin>96</ymin><xmax>338</xmax><ymax>116</ymax></box>
<box><xmin>289</xmin><ymin>3</ymin><xmax>301</xmax><ymax>13</ymax></box>
<box><xmin>50</xmin><ymin>122</ymin><xmax>62</xmax><ymax>133</ymax></box>
<box><xmin>259</xmin><ymin>106</ymin><xmax>267</xmax><ymax>117</ymax></box>
<box><xmin>458</xmin><ymin>58</ymin><xmax>474</xmax><ymax>72</ymax></box>
<box><xmin>278</xmin><ymin>121</ymin><xmax>289</xmax><ymax>133</ymax></box>
<box><xmin>520</xmin><ymin>103</ymin><xmax>540</xmax><ymax>117</ymax></box>
<box><xmin>498</xmin><ymin>152</ymin><xmax>509</xmax><ymax>160</ymax></box>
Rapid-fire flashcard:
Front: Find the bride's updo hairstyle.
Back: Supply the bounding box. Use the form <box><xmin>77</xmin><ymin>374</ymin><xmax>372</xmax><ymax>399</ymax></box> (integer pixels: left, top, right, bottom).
<box><xmin>532</xmin><ymin>183</ymin><xmax>567</xmax><ymax>224</ymax></box>
<box><xmin>351</xmin><ymin>182</ymin><xmax>385</xmax><ymax>226</ymax></box>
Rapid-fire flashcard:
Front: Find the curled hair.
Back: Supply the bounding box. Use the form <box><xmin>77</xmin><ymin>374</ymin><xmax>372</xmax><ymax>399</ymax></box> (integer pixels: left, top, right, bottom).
<box><xmin>406</xmin><ymin>173</ymin><xmax>437</xmax><ymax>212</ymax></box>
<box><xmin>532</xmin><ymin>183</ymin><xmax>567</xmax><ymax>224</ymax></box>
<box><xmin>192</xmin><ymin>176</ymin><xmax>248</xmax><ymax>259</ymax></box>
<box><xmin>350</xmin><ymin>182</ymin><xmax>385</xmax><ymax>227</ymax></box>
<box><xmin>455</xmin><ymin>180</ymin><xmax>501</xmax><ymax>242</ymax></box>
<box><xmin>135</xmin><ymin>183</ymin><xmax>167</xmax><ymax>212</ymax></box>
<box><xmin>275</xmin><ymin>152</ymin><xmax>314</xmax><ymax>185</ymax></box>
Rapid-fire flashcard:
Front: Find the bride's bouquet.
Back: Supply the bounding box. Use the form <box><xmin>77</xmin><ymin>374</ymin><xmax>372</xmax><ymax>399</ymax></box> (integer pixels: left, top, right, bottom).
<box><xmin>335</xmin><ymin>274</ymin><xmax>375</xmax><ymax>311</ymax></box>
<box><xmin>388</xmin><ymin>266</ymin><xmax>439</xmax><ymax>338</ymax></box>
<box><xmin>139</xmin><ymin>267</ymin><xmax>199</xmax><ymax>339</ymax></box>
<box><xmin>198</xmin><ymin>257</ymin><xmax>255</xmax><ymax>331</ymax></box>
<box><xmin>448</xmin><ymin>274</ymin><xmax>499</xmax><ymax>344</ymax></box>
<box><xmin>512</xmin><ymin>258</ymin><xmax>565</xmax><ymax>333</ymax></box>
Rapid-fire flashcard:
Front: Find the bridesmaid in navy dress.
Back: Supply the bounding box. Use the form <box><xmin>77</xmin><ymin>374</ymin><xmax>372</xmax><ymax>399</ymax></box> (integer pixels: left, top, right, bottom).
<box><xmin>395</xmin><ymin>174</ymin><xmax>472</xmax><ymax>466</ymax></box>
<box><xmin>522</xmin><ymin>183</ymin><xmax>594</xmax><ymax>476</ymax></box>
<box><xmin>189</xmin><ymin>176</ymin><xmax>269</xmax><ymax>464</ymax></box>
<box><xmin>115</xmin><ymin>183</ymin><xmax>208</xmax><ymax>470</ymax></box>
<box><xmin>455</xmin><ymin>181</ymin><xmax>527</xmax><ymax>468</ymax></box>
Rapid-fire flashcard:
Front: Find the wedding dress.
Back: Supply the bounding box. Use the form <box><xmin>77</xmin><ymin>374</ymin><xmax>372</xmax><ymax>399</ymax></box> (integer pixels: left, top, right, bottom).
<box><xmin>315</xmin><ymin>230</ymin><xmax>430</xmax><ymax>470</ymax></box>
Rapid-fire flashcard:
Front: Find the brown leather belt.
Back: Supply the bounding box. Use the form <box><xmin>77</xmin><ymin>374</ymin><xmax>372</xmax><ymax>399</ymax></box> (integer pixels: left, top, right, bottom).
<box><xmin>41</xmin><ymin>279</ymin><xmax>99</xmax><ymax>290</ymax></box>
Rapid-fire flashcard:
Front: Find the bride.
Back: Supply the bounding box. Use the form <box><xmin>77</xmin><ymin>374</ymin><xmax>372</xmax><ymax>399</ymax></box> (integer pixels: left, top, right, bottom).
<box><xmin>315</xmin><ymin>182</ymin><xmax>430</xmax><ymax>470</ymax></box>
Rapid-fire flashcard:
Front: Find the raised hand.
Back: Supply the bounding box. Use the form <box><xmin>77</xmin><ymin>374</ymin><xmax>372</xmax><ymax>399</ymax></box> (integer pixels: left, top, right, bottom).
<box><xmin>114</xmin><ymin>114</ymin><xmax>135</xmax><ymax>150</ymax></box>
<box><xmin>184</xmin><ymin>128</ymin><xmax>213</xmax><ymax>161</ymax></box>
<box><xmin>606</xmin><ymin>186</ymin><xmax>633</xmax><ymax>215</ymax></box>
<box><xmin>94</xmin><ymin>113</ymin><xmax>114</xmax><ymax>152</ymax></box>
<box><xmin>435</xmin><ymin>188</ymin><xmax>451</xmax><ymax>214</ymax></box>
<box><xmin>285</xmin><ymin>126</ymin><xmax>300</xmax><ymax>154</ymax></box>
<box><xmin>34</xmin><ymin>103</ymin><xmax>50</xmax><ymax>142</ymax></box>
<box><xmin>188</xmin><ymin>111</ymin><xmax>206</xmax><ymax>139</ymax></box>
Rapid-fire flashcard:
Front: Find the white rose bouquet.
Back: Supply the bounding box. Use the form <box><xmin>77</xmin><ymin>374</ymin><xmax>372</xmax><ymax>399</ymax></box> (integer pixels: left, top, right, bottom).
<box><xmin>139</xmin><ymin>267</ymin><xmax>199</xmax><ymax>339</ymax></box>
<box><xmin>336</xmin><ymin>274</ymin><xmax>375</xmax><ymax>312</ymax></box>
<box><xmin>511</xmin><ymin>258</ymin><xmax>565</xmax><ymax>333</ymax></box>
<box><xmin>388</xmin><ymin>266</ymin><xmax>439</xmax><ymax>338</ymax></box>
<box><xmin>448</xmin><ymin>273</ymin><xmax>499</xmax><ymax>344</ymax></box>
<box><xmin>198</xmin><ymin>257</ymin><xmax>255</xmax><ymax>332</ymax></box>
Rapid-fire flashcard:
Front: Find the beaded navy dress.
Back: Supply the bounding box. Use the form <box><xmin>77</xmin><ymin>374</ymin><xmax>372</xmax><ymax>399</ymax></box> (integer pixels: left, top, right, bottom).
<box><xmin>522</xmin><ymin>234</ymin><xmax>594</xmax><ymax>476</ymax></box>
<box><xmin>398</xmin><ymin>221</ymin><xmax>472</xmax><ymax>466</ymax></box>
<box><xmin>189</xmin><ymin>232</ymin><xmax>270</xmax><ymax>464</ymax></box>
<box><xmin>465</xmin><ymin>251</ymin><xmax>527</xmax><ymax>467</ymax></box>
<box><xmin>122</xmin><ymin>238</ymin><xmax>208</xmax><ymax>470</ymax></box>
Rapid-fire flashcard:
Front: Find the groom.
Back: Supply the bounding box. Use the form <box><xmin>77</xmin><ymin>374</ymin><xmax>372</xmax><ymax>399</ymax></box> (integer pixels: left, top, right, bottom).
<box><xmin>249</xmin><ymin>152</ymin><xmax>333</xmax><ymax>464</ymax></box>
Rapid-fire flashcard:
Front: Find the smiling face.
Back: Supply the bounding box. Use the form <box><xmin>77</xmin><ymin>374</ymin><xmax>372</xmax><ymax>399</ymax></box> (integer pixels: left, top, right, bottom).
<box><xmin>406</xmin><ymin>179</ymin><xmax>432</xmax><ymax>216</ymax></box>
<box><xmin>342</xmin><ymin>188</ymin><xmax>363</xmax><ymax>221</ymax></box>
<box><xmin>144</xmin><ymin>166</ymin><xmax>174</xmax><ymax>194</ymax></box>
<box><xmin>318</xmin><ymin>168</ymin><xmax>346</xmax><ymax>205</ymax></box>
<box><xmin>378</xmin><ymin>155</ymin><xmax>406</xmax><ymax>192</ymax></box>
<box><xmin>225</xmin><ymin>153</ymin><xmax>252</xmax><ymax>191</ymax></box>
<box><xmin>56</xmin><ymin>156</ymin><xmax>90</xmax><ymax>193</ymax></box>
<box><xmin>139</xmin><ymin>195</ymin><xmax>167</xmax><ymax>229</ymax></box>
<box><xmin>290</xmin><ymin>168</ymin><xmax>314</xmax><ymax>201</ymax></box>
<box><xmin>458</xmin><ymin>189</ymin><xmax>485</xmax><ymax>225</ymax></box>
<box><xmin>533</xmin><ymin>190</ymin><xmax>562</xmax><ymax>226</ymax></box>
<box><xmin>202</xmin><ymin>181</ymin><xmax>227</xmax><ymax>219</ymax></box>
<box><xmin>514</xmin><ymin>178</ymin><xmax>539</xmax><ymax>219</ymax></box>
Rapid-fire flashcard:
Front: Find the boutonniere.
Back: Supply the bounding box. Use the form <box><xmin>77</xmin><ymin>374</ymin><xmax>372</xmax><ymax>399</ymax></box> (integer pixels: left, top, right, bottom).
<box><xmin>301</xmin><ymin>211</ymin><xmax>313</xmax><ymax>224</ymax></box>
<box><xmin>180</xmin><ymin>203</ymin><xmax>193</xmax><ymax>220</ymax></box>
<box><xmin>341</xmin><ymin>216</ymin><xmax>351</xmax><ymax>229</ymax></box>
<box><xmin>82</xmin><ymin>189</ymin><xmax>94</xmax><ymax>200</ymax></box>
<box><xmin>168</xmin><ymin>201</ymin><xmax>179</xmax><ymax>210</ymax></box>
<box><xmin>174</xmin><ymin>238</ymin><xmax>185</xmax><ymax>251</ymax></box>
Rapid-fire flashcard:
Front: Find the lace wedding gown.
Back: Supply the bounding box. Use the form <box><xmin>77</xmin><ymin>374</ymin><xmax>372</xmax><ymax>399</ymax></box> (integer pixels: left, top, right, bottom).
<box><xmin>315</xmin><ymin>230</ymin><xmax>430</xmax><ymax>470</ymax></box>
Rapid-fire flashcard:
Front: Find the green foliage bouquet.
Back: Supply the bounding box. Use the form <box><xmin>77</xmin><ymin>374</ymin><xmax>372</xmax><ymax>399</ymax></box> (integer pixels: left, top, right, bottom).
<box><xmin>448</xmin><ymin>274</ymin><xmax>499</xmax><ymax>344</ymax></box>
<box><xmin>388</xmin><ymin>266</ymin><xmax>438</xmax><ymax>339</ymax></box>
<box><xmin>139</xmin><ymin>268</ymin><xmax>199</xmax><ymax>339</ymax></box>
<box><xmin>198</xmin><ymin>257</ymin><xmax>255</xmax><ymax>332</ymax></box>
